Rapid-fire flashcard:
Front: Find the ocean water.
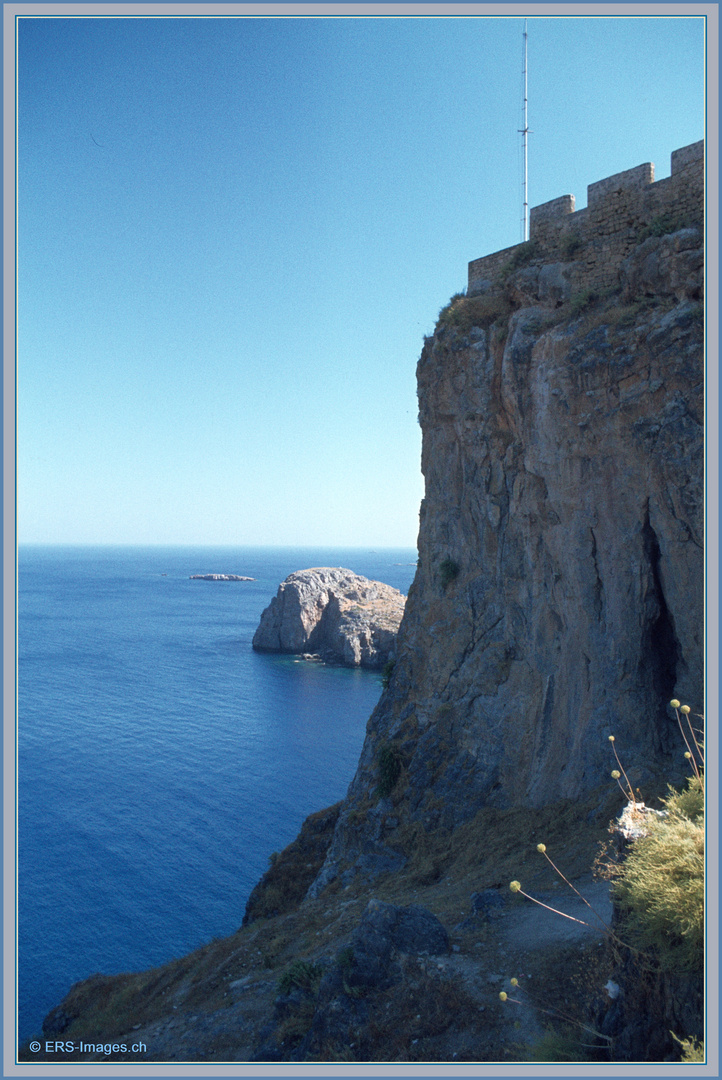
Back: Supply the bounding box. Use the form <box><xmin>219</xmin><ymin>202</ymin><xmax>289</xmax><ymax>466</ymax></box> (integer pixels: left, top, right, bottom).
<box><xmin>17</xmin><ymin>545</ymin><xmax>417</xmax><ymax>1042</ymax></box>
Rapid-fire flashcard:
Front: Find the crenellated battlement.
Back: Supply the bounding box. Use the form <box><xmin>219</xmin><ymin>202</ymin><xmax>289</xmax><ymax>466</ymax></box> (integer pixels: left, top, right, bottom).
<box><xmin>468</xmin><ymin>140</ymin><xmax>703</xmax><ymax>297</ymax></box>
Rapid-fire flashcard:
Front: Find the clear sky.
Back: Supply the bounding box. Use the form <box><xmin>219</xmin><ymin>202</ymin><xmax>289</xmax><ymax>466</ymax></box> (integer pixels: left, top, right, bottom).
<box><xmin>17</xmin><ymin>11</ymin><xmax>706</xmax><ymax>547</ymax></box>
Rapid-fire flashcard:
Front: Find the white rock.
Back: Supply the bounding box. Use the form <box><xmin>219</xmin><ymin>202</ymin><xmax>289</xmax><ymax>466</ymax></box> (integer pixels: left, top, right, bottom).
<box><xmin>252</xmin><ymin>567</ymin><xmax>406</xmax><ymax>670</ymax></box>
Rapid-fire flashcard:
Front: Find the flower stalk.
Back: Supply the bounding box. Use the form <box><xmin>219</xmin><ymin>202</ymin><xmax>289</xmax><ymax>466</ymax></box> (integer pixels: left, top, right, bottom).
<box><xmin>509</xmin><ymin>880</ymin><xmax>595</xmax><ymax>929</ymax></box>
<box><xmin>535</xmin><ymin>844</ymin><xmax>613</xmax><ymax>935</ymax></box>
<box><xmin>498</xmin><ymin>980</ymin><xmax>612</xmax><ymax>1044</ymax></box>
<box><xmin>608</xmin><ymin>736</ymin><xmax>637</xmax><ymax>803</ymax></box>
<box><xmin>669</xmin><ymin>700</ymin><xmax>704</xmax><ymax>782</ymax></box>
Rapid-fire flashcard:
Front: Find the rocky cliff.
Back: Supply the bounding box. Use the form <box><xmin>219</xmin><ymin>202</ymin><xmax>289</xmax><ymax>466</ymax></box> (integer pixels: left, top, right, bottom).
<box><xmin>25</xmin><ymin>146</ymin><xmax>704</xmax><ymax>1065</ymax></box>
<box><xmin>252</xmin><ymin>567</ymin><xmax>406</xmax><ymax>669</ymax></box>
<box><xmin>311</xmin><ymin>218</ymin><xmax>703</xmax><ymax>895</ymax></box>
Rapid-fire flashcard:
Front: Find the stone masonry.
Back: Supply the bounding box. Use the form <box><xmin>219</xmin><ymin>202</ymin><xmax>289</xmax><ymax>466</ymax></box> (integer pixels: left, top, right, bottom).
<box><xmin>468</xmin><ymin>141</ymin><xmax>703</xmax><ymax>297</ymax></box>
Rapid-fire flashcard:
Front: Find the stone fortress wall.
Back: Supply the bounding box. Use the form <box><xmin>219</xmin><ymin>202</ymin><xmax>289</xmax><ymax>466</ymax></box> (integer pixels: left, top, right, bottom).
<box><xmin>468</xmin><ymin>140</ymin><xmax>704</xmax><ymax>297</ymax></box>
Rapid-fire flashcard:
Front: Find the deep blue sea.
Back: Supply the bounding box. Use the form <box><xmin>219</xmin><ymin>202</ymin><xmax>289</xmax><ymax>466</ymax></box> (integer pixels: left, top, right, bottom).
<box><xmin>17</xmin><ymin>545</ymin><xmax>417</xmax><ymax>1041</ymax></box>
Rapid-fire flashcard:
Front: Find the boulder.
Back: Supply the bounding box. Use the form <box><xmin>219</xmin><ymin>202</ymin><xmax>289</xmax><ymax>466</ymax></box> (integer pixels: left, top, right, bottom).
<box><xmin>252</xmin><ymin>568</ymin><xmax>406</xmax><ymax>669</ymax></box>
<box><xmin>342</xmin><ymin>900</ymin><xmax>449</xmax><ymax>993</ymax></box>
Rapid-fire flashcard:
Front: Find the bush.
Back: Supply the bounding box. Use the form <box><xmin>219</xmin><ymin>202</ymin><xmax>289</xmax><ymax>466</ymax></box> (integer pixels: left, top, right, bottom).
<box><xmin>381</xmin><ymin>660</ymin><xmax>395</xmax><ymax>690</ymax></box>
<box><xmin>560</xmin><ymin>232</ymin><xmax>584</xmax><ymax>258</ymax></box>
<box><xmin>437</xmin><ymin>292</ymin><xmax>466</xmax><ymax>319</ymax></box>
<box><xmin>377</xmin><ymin>743</ymin><xmax>402</xmax><ymax>798</ymax></box>
<box><xmin>612</xmin><ymin>776</ymin><xmax>704</xmax><ymax>972</ymax></box>
<box><xmin>437</xmin><ymin>292</ymin><xmax>512</xmax><ymax>334</ymax></box>
<box><xmin>671</xmin><ymin>1033</ymin><xmax>705</xmax><ymax>1063</ymax></box>
<box><xmin>637</xmin><ymin>213</ymin><xmax>696</xmax><ymax>242</ymax></box>
<box><xmin>526</xmin><ymin>1026</ymin><xmax>593</xmax><ymax>1063</ymax></box>
<box><xmin>666</xmin><ymin>773</ymin><xmax>704</xmax><ymax>822</ymax></box>
<box><xmin>439</xmin><ymin>557</ymin><xmax>460</xmax><ymax>588</ymax></box>
<box><xmin>604</xmin><ymin>298</ymin><xmax>654</xmax><ymax>328</ymax></box>
<box><xmin>278</xmin><ymin>959</ymin><xmax>324</xmax><ymax>996</ymax></box>
<box><xmin>499</xmin><ymin>239</ymin><xmax>540</xmax><ymax>280</ymax></box>
<box><xmin>569</xmin><ymin>288</ymin><xmax>597</xmax><ymax>316</ymax></box>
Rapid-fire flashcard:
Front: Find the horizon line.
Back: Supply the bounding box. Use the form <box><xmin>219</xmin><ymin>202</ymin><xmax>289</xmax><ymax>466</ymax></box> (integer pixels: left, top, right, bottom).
<box><xmin>18</xmin><ymin>541</ymin><xmax>420</xmax><ymax>549</ymax></box>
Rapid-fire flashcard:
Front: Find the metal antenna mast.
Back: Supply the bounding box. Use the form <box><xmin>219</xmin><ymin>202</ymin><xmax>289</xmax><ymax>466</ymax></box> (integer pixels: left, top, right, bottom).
<box><xmin>520</xmin><ymin>19</ymin><xmax>530</xmax><ymax>241</ymax></box>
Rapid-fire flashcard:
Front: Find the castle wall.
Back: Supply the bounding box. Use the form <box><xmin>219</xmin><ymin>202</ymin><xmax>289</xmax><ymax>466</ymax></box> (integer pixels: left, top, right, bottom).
<box><xmin>468</xmin><ymin>140</ymin><xmax>704</xmax><ymax>297</ymax></box>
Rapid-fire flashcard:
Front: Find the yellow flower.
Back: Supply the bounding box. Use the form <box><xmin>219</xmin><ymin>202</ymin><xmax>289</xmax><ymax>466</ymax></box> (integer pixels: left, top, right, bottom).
<box><xmin>685</xmin><ymin>751</ymin><xmax>692</xmax><ymax>759</ymax></box>
<box><xmin>499</xmin><ymin>991</ymin><xmax>508</xmax><ymax>1002</ymax></box>
<box><xmin>608</xmin><ymin>735</ymin><xmax>615</xmax><ymax>742</ymax></box>
<box><xmin>680</xmin><ymin>705</ymin><xmax>691</xmax><ymax>714</ymax></box>
<box><xmin>611</xmin><ymin>770</ymin><xmax>621</xmax><ymax>779</ymax></box>
<box><xmin>670</xmin><ymin>699</ymin><xmax>681</xmax><ymax>709</ymax></box>
<box><xmin>510</xmin><ymin>881</ymin><xmax>521</xmax><ymax>893</ymax></box>
<box><xmin>510</xmin><ymin>978</ymin><xmax>519</xmax><ymax>987</ymax></box>
<box><xmin>536</xmin><ymin>843</ymin><xmax>546</xmax><ymax>853</ymax></box>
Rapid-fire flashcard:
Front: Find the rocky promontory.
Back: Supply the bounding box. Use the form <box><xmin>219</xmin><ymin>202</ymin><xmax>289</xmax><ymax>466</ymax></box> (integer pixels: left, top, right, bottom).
<box><xmin>252</xmin><ymin>567</ymin><xmax>406</xmax><ymax>669</ymax></box>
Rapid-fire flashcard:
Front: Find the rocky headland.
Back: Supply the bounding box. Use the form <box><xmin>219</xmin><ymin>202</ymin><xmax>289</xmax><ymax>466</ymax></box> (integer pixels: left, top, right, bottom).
<box><xmin>252</xmin><ymin>567</ymin><xmax>406</xmax><ymax>669</ymax></box>
<box><xmin>24</xmin><ymin>143</ymin><xmax>704</xmax><ymax>1065</ymax></box>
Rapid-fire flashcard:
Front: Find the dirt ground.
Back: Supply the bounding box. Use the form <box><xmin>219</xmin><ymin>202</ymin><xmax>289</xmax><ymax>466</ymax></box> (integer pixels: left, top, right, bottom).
<box><xmin>27</xmin><ymin>874</ymin><xmax>617</xmax><ymax>1064</ymax></box>
<box><xmin>23</xmin><ymin>794</ymin><xmax>626</xmax><ymax>1065</ymax></box>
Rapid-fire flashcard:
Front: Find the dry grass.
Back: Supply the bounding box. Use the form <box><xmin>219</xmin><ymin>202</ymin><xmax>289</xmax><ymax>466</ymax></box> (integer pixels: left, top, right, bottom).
<box><xmin>437</xmin><ymin>292</ymin><xmax>513</xmax><ymax>334</ymax></box>
<box><xmin>243</xmin><ymin>801</ymin><xmax>341</xmax><ymax>924</ymax></box>
<box><xmin>374</xmin><ymin>785</ymin><xmax>620</xmax><ymax>924</ymax></box>
<box><xmin>612</xmin><ymin>778</ymin><xmax>704</xmax><ymax>972</ymax></box>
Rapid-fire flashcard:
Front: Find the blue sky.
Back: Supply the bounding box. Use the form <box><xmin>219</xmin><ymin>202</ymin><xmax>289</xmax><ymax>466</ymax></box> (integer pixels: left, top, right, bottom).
<box><xmin>17</xmin><ymin>12</ymin><xmax>706</xmax><ymax>546</ymax></box>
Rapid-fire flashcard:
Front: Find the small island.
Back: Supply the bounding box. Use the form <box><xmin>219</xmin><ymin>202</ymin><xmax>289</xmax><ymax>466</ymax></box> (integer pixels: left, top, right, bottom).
<box><xmin>189</xmin><ymin>574</ymin><xmax>255</xmax><ymax>581</ymax></box>
<box><xmin>252</xmin><ymin>567</ymin><xmax>405</xmax><ymax>669</ymax></box>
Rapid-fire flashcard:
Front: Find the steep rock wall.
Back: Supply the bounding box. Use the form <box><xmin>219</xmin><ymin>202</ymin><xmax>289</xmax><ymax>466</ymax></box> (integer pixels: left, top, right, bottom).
<box><xmin>310</xmin><ymin>221</ymin><xmax>703</xmax><ymax>896</ymax></box>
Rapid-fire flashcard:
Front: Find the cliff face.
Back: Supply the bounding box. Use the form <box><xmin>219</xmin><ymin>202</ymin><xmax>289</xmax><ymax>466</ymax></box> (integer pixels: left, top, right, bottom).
<box><xmin>27</xmin><ymin>146</ymin><xmax>705</xmax><ymax>1065</ymax></box>
<box><xmin>311</xmin><ymin>219</ymin><xmax>703</xmax><ymax>894</ymax></box>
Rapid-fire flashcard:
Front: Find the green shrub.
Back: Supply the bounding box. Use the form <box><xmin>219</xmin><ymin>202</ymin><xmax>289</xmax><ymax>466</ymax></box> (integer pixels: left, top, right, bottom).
<box><xmin>569</xmin><ymin>288</ymin><xmax>597</xmax><ymax>316</ymax></box>
<box><xmin>604</xmin><ymin>298</ymin><xmax>654</xmax><ymax>328</ymax></box>
<box><xmin>526</xmin><ymin>1026</ymin><xmax>592</xmax><ymax>1063</ymax></box>
<box><xmin>437</xmin><ymin>292</ymin><xmax>466</xmax><ymax>319</ymax></box>
<box><xmin>637</xmin><ymin>213</ymin><xmax>695</xmax><ymax>242</ymax></box>
<box><xmin>381</xmin><ymin>659</ymin><xmax>395</xmax><ymax>690</ymax></box>
<box><xmin>277</xmin><ymin>959</ymin><xmax>324</xmax><ymax>996</ymax></box>
<box><xmin>560</xmin><ymin>232</ymin><xmax>584</xmax><ymax>258</ymax></box>
<box><xmin>499</xmin><ymin>239</ymin><xmax>540</xmax><ymax>280</ymax></box>
<box><xmin>612</xmin><ymin>776</ymin><xmax>704</xmax><ymax>972</ymax></box>
<box><xmin>671</xmin><ymin>1033</ymin><xmax>705</xmax><ymax>1063</ymax></box>
<box><xmin>666</xmin><ymin>773</ymin><xmax>704</xmax><ymax>822</ymax></box>
<box><xmin>439</xmin><ymin>557</ymin><xmax>460</xmax><ymax>588</ymax></box>
<box><xmin>377</xmin><ymin>743</ymin><xmax>402</xmax><ymax>798</ymax></box>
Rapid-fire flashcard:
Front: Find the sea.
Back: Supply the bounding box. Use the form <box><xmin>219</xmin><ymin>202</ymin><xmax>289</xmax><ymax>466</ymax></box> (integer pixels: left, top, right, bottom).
<box><xmin>17</xmin><ymin>544</ymin><xmax>418</xmax><ymax>1042</ymax></box>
